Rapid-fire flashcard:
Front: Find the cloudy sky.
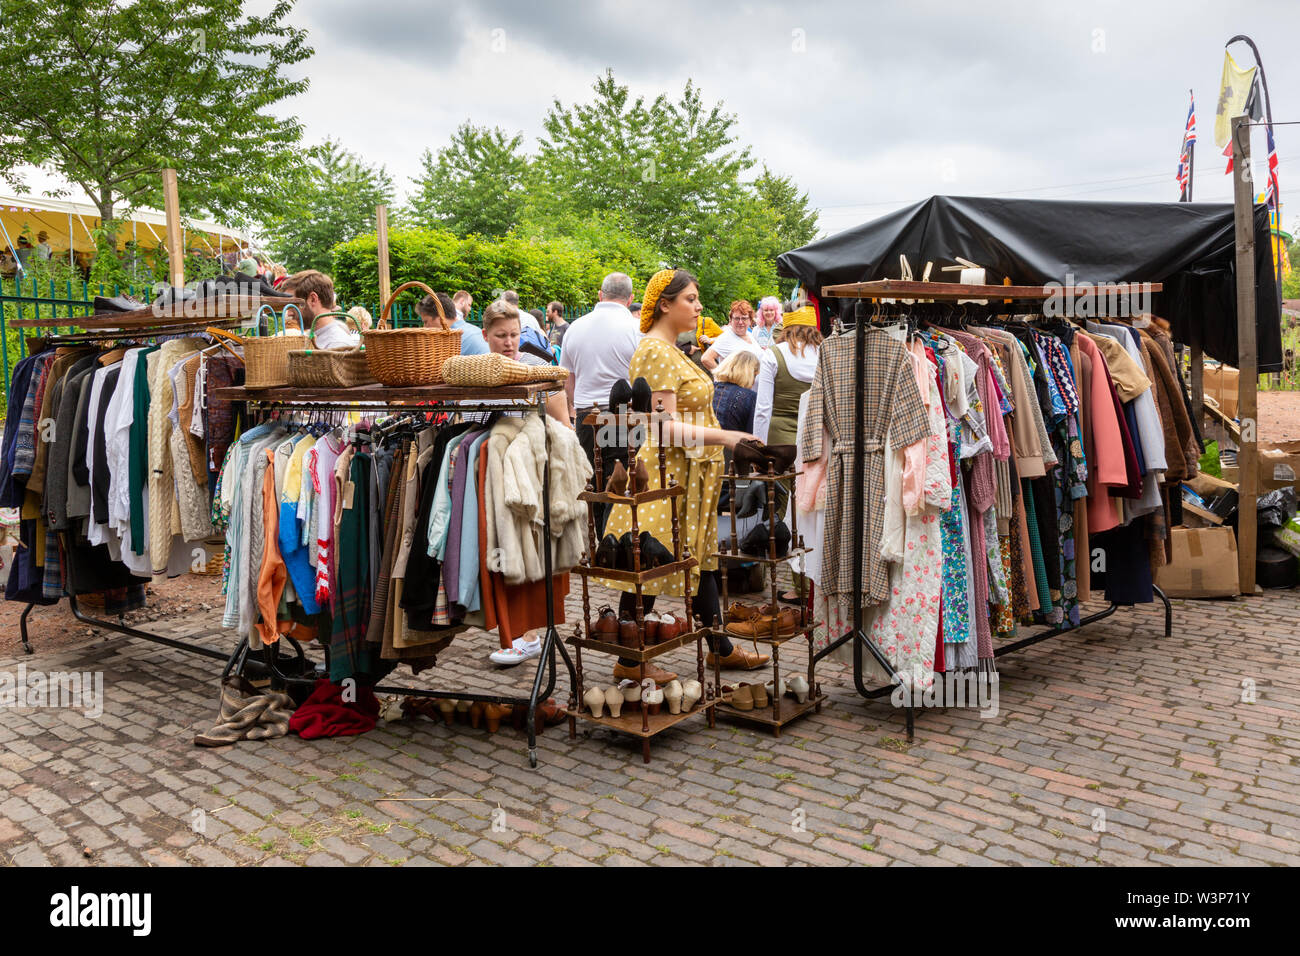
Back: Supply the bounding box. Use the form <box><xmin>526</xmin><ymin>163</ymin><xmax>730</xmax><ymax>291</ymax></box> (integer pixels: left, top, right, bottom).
<box><xmin>23</xmin><ymin>0</ymin><xmax>1300</xmax><ymax>241</ymax></box>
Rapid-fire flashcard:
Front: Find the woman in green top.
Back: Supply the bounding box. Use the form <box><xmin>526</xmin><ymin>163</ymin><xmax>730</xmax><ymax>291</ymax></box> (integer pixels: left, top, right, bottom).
<box><xmin>752</xmin><ymin>307</ymin><xmax>822</xmax><ymax>601</ymax></box>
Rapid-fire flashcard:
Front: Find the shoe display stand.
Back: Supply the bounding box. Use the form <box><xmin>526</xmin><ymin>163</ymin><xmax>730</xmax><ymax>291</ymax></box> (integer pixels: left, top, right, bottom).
<box><xmin>713</xmin><ymin>463</ymin><xmax>825</xmax><ymax>736</ymax></box>
<box><xmin>567</xmin><ymin>405</ymin><xmax>720</xmax><ymax>763</ymax></box>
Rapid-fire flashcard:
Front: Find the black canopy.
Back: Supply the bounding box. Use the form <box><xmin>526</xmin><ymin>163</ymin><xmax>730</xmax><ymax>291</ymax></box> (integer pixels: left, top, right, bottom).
<box><xmin>777</xmin><ymin>195</ymin><xmax>1282</xmax><ymax>371</ymax></box>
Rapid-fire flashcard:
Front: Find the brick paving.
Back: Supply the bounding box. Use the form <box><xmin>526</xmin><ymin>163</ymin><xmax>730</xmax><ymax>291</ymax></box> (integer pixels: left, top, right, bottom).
<box><xmin>2</xmin><ymin>579</ymin><xmax>1299</xmax><ymax>867</ymax></box>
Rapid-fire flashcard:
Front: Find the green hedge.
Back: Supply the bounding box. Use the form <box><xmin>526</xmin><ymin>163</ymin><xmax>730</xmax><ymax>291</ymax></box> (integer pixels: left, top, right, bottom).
<box><xmin>330</xmin><ymin>227</ymin><xmax>662</xmax><ymax>315</ymax></box>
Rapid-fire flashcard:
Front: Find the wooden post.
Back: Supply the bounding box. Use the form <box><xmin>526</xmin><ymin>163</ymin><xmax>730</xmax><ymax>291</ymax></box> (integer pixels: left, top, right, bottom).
<box><xmin>162</xmin><ymin>168</ymin><xmax>184</xmax><ymax>288</ymax></box>
<box><xmin>376</xmin><ymin>204</ymin><xmax>391</xmax><ymax>310</ymax></box>
<box><xmin>1231</xmin><ymin>114</ymin><xmax>1259</xmax><ymax>595</ymax></box>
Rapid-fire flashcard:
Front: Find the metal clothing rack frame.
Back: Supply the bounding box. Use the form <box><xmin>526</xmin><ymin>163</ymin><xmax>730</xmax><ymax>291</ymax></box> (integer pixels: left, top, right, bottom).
<box><xmin>211</xmin><ymin>383</ymin><xmax>579</xmax><ymax>768</ymax></box>
<box><xmin>811</xmin><ymin>279</ymin><xmax>1173</xmax><ymax>739</ymax></box>
<box><xmin>13</xmin><ymin>304</ymin><xmax>287</xmax><ymax>662</ymax></box>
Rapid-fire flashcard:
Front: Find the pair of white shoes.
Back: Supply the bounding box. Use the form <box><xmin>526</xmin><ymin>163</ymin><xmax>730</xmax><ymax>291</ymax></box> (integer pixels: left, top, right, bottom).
<box><xmin>765</xmin><ymin>675</ymin><xmax>810</xmax><ymax>703</ymax></box>
<box><xmin>786</xmin><ymin>674</ymin><xmax>810</xmax><ymax>704</ymax></box>
<box><xmin>489</xmin><ymin>633</ymin><xmax>543</xmax><ymax>667</ymax></box>
<box><xmin>584</xmin><ymin>678</ymin><xmax>703</xmax><ymax>717</ymax></box>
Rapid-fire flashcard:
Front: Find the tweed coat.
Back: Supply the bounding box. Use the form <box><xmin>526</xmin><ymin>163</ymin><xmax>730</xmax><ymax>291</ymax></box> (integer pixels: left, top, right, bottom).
<box><xmin>801</xmin><ymin>329</ymin><xmax>929</xmax><ymax>603</ymax></box>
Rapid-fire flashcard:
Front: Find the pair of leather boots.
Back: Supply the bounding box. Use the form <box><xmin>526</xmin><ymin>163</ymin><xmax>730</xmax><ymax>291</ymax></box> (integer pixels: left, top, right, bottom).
<box><xmin>738</xmin><ymin>520</ymin><xmax>791</xmax><ymax>558</ymax></box>
<box><xmin>594</xmin><ymin>531</ymin><xmax>674</xmax><ymax>571</ymax></box>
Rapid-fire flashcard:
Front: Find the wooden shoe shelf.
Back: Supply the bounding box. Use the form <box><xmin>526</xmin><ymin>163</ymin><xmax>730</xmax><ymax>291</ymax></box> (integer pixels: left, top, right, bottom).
<box><xmin>566</xmin><ymin>404</ymin><xmax>720</xmax><ymax>763</ymax></box>
<box><xmin>711</xmin><ymin>461</ymin><xmax>824</xmax><ymax>736</ymax></box>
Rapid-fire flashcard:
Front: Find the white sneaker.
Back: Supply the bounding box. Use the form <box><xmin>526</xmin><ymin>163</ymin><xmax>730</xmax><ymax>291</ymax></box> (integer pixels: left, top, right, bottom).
<box><xmin>489</xmin><ymin>635</ymin><xmax>544</xmax><ymax>667</ymax></box>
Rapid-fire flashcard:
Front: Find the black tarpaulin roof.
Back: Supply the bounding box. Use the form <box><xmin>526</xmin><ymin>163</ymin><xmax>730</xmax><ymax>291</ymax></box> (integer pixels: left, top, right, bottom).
<box><xmin>777</xmin><ymin>195</ymin><xmax>1282</xmax><ymax>371</ymax></box>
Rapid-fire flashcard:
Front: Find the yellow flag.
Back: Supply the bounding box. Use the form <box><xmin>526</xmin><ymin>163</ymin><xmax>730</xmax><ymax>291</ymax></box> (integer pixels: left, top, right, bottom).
<box><xmin>1214</xmin><ymin>50</ymin><xmax>1257</xmax><ymax>148</ymax></box>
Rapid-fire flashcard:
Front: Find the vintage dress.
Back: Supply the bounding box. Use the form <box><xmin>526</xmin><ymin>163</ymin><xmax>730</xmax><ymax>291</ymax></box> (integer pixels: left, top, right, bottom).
<box><xmin>869</xmin><ymin>342</ymin><xmax>952</xmax><ymax>689</ymax></box>
<box><xmin>801</xmin><ymin>329</ymin><xmax>929</xmax><ymax>604</ymax></box>
<box><xmin>601</xmin><ymin>337</ymin><xmax>723</xmax><ymax>597</ymax></box>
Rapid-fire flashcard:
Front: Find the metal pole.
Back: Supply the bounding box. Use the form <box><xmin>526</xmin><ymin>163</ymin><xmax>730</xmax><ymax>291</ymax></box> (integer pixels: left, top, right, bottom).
<box><xmin>1232</xmin><ymin>114</ymin><xmax>1259</xmax><ymax>595</ymax></box>
<box><xmin>1227</xmin><ymin>35</ymin><xmax>1283</xmax><ymax>310</ymax></box>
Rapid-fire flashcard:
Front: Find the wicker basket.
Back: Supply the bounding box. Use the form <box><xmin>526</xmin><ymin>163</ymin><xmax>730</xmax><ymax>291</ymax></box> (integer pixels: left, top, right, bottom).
<box><xmin>210</xmin><ymin>304</ymin><xmax>307</xmax><ymax>389</ymax></box>
<box><xmin>286</xmin><ymin>312</ymin><xmax>375</xmax><ymax>387</ymax></box>
<box><xmin>442</xmin><ymin>352</ymin><xmax>569</xmax><ymax>388</ymax></box>
<box><xmin>364</xmin><ymin>281</ymin><xmax>461</xmax><ymax>386</ymax></box>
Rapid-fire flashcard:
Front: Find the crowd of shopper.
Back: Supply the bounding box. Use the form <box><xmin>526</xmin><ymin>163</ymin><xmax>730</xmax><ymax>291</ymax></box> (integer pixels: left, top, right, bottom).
<box><xmin>257</xmin><ymin>263</ymin><xmax>810</xmax><ymax>682</ymax></box>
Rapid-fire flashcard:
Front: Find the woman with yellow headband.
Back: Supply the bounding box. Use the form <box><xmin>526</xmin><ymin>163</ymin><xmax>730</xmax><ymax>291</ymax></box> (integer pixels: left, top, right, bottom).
<box><xmin>598</xmin><ymin>268</ymin><xmax>769</xmax><ymax>684</ymax></box>
<box><xmin>752</xmin><ymin>303</ymin><xmax>822</xmax><ymax>602</ymax></box>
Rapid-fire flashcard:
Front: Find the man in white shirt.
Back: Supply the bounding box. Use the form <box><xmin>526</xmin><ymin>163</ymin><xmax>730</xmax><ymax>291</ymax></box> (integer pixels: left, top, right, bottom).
<box><xmin>560</xmin><ymin>272</ymin><xmax>642</xmax><ymax>533</ymax></box>
<box><xmin>282</xmin><ymin>270</ymin><xmax>357</xmax><ymax>349</ymax></box>
<box><xmin>701</xmin><ymin>300</ymin><xmax>760</xmax><ymax>371</ymax></box>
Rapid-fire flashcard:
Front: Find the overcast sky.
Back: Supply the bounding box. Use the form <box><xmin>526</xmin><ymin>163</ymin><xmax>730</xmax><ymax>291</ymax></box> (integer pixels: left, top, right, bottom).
<box><xmin>22</xmin><ymin>0</ymin><xmax>1300</xmax><ymax>241</ymax></box>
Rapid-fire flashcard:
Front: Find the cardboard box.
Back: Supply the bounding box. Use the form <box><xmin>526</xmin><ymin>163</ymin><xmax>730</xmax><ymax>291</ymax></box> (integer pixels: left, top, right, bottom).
<box><xmin>1203</xmin><ymin>363</ymin><xmax>1239</xmax><ymax>420</ymax></box>
<box><xmin>1155</xmin><ymin>527</ymin><xmax>1239</xmax><ymax>598</ymax></box>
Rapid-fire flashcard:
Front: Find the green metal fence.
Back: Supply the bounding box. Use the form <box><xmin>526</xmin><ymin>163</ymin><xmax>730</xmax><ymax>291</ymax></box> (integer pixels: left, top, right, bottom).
<box><xmin>0</xmin><ymin>277</ymin><xmax>518</xmax><ymax>406</ymax></box>
<box><xmin>0</xmin><ymin>275</ymin><xmax>164</xmax><ymax>398</ymax></box>
<box><xmin>0</xmin><ymin>276</ymin><xmax>589</xmax><ymax>411</ymax></box>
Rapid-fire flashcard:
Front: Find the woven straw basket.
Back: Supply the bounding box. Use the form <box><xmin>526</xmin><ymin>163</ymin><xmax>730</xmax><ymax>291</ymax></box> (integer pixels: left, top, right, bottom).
<box><xmin>364</xmin><ymin>281</ymin><xmax>461</xmax><ymax>386</ymax></box>
<box><xmin>287</xmin><ymin>312</ymin><xmax>375</xmax><ymax>388</ymax></box>
<box><xmin>209</xmin><ymin>304</ymin><xmax>306</xmax><ymax>389</ymax></box>
<box><xmin>441</xmin><ymin>352</ymin><xmax>569</xmax><ymax>388</ymax></box>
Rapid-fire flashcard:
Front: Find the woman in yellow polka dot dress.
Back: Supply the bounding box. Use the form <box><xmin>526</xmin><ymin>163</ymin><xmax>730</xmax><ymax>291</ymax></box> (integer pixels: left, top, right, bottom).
<box><xmin>600</xmin><ymin>269</ymin><xmax>769</xmax><ymax>683</ymax></box>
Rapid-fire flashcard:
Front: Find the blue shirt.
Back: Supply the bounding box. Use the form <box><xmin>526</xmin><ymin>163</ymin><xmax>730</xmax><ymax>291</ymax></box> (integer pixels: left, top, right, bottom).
<box><xmin>452</xmin><ymin>317</ymin><xmax>489</xmax><ymax>355</ymax></box>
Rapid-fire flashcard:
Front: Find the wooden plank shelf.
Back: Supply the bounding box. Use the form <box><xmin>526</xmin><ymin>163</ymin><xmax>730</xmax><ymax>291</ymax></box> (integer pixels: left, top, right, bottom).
<box><xmin>11</xmin><ymin>297</ymin><xmax>306</xmax><ymax>328</ymax></box>
<box><xmin>566</xmin><ymin>699</ymin><xmax>716</xmax><ymax>739</ymax></box>
<box><xmin>713</xmin><ymin>547</ymin><xmax>811</xmax><ymax>567</ymax></box>
<box><xmin>820</xmin><ymin>280</ymin><xmax>1163</xmax><ymax>301</ymax></box>
<box><xmin>713</xmin><ymin>622</ymin><xmax>815</xmax><ymax>647</ymax></box>
<box><xmin>211</xmin><ymin>382</ymin><xmax>560</xmax><ymax>403</ymax></box>
<box><xmin>573</xmin><ymin>556</ymin><xmax>699</xmax><ymax>584</ymax></box>
<box><xmin>567</xmin><ymin>627</ymin><xmax>707</xmax><ymax>662</ymax></box>
<box><xmin>726</xmin><ymin>470</ymin><xmax>801</xmax><ymax>484</ymax></box>
<box><xmin>715</xmin><ymin>690</ymin><xmax>825</xmax><ymax>735</ymax></box>
<box><xmin>579</xmin><ymin>485</ymin><xmax>683</xmax><ymax>506</ymax></box>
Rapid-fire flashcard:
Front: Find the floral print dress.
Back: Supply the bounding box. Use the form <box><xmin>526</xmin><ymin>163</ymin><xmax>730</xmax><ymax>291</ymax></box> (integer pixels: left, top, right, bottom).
<box><xmin>869</xmin><ymin>342</ymin><xmax>952</xmax><ymax>690</ymax></box>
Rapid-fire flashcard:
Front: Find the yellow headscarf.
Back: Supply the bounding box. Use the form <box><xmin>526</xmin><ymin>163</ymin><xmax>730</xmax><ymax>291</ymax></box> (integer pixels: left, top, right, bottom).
<box><xmin>697</xmin><ymin>315</ymin><xmax>723</xmax><ymax>345</ymax></box>
<box><xmin>782</xmin><ymin>305</ymin><xmax>817</xmax><ymax>329</ymax></box>
<box><xmin>640</xmin><ymin>269</ymin><xmax>675</xmax><ymax>333</ymax></box>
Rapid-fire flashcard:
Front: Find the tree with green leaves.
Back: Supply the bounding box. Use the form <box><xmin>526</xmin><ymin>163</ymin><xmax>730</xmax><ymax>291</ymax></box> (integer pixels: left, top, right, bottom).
<box><xmin>0</xmin><ymin>0</ymin><xmax>311</xmax><ymax>224</ymax></box>
<box><xmin>533</xmin><ymin>71</ymin><xmax>752</xmax><ymax>270</ymax></box>
<box><xmin>530</xmin><ymin>70</ymin><xmax>814</xmax><ymax>315</ymax></box>
<box><xmin>406</xmin><ymin>122</ymin><xmax>530</xmax><ymax>237</ymax></box>
<box><xmin>751</xmin><ymin>165</ymin><xmax>820</xmax><ymax>257</ymax></box>
<box><xmin>263</xmin><ymin>139</ymin><xmax>393</xmax><ymax>273</ymax></box>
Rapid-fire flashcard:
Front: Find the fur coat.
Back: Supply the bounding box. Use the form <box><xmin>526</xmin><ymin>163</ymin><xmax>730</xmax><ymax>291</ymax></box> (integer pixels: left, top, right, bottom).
<box><xmin>486</xmin><ymin>415</ymin><xmax>592</xmax><ymax>585</ymax></box>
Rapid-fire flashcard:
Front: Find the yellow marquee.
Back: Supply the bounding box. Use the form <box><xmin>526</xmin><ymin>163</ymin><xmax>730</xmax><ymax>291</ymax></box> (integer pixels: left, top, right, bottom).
<box><xmin>0</xmin><ymin>193</ymin><xmax>252</xmax><ymax>260</ymax></box>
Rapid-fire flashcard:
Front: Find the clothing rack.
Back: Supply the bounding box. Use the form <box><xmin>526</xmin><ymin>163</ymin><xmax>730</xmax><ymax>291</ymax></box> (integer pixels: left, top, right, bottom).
<box><xmin>15</xmin><ymin>305</ymin><xmax>292</xmax><ymax>663</ymax></box>
<box><xmin>813</xmin><ymin>279</ymin><xmax>1173</xmax><ymax>740</ymax></box>
<box><xmin>209</xmin><ymin>382</ymin><xmax>579</xmax><ymax>769</ymax></box>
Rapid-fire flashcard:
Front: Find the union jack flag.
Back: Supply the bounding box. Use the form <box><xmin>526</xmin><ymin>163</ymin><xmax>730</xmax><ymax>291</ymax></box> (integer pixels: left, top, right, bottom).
<box><xmin>1176</xmin><ymin>94</ymin><xmax>1196</xmax><ymax>195</ymax></box>
<box><xmin>1266</xmin><ymin>124</ymin><xmax>1279</xmax><ymax>209</ymax></box>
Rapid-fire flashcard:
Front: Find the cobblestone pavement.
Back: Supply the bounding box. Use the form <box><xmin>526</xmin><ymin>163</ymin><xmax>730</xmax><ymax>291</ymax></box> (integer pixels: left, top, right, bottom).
<box><xmin>2</xmin><ymin>580</ymin><xmax>1298</xmax><ymax>867</ymax></box>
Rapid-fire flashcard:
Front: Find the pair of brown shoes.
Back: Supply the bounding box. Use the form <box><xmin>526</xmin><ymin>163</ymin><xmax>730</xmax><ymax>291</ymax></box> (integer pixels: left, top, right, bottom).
<box><xmin>725</xmin><ymin>607</ymin><xmax>799</xmax><ymax>639</ymax></box>
<box><xmin>705</xmin><ymin>646</ymin><xmax>770</xmax><ymax>670</ymax></box>
<box><xmin>727</xmin><ymin>682</ymin><xmax>770</xmax><ymax>711</ymax></box>
<box><xmin>606</xmin><ymin>459</ymin><xmax>650</xmax><ymax>496</ymax></box>
<box><xmin>613</xmin><ymin>662</ymin><xmax>677</xmax><ymax>685</ymax></box>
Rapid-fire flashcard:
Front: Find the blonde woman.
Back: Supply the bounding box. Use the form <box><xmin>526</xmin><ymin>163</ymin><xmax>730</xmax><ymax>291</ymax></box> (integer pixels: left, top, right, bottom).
<box><xmin>753</xmin><ymin>305</ymin><xmax>822</xmax><ymax>602</ymax></box>
<box><xmin>711</xmin><ymin>350</ymin><xmax>760</xmax><ymax>434</ymax></box>
<box><xmin>478</xmin><ymin>298</ymin><xmax>572</xmax><ymax>427</ymax></box>
<box><xmin>599</xmin><ymin>269</ymin><xmax>768</xmax><ymax>683</ymax></box>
